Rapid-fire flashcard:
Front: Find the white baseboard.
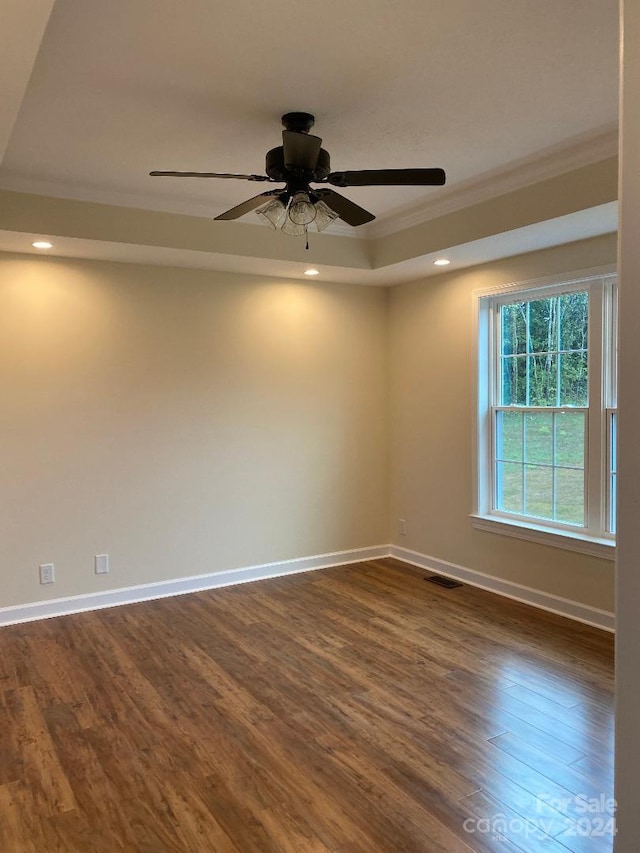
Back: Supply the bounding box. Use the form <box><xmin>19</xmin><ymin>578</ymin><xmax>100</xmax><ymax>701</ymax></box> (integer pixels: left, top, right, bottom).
<box><xmin>389</xmin><ymin>545</ymin><xmax>615</xmax><ymax>633</ymax></box>
<box><xmin>0</xmin><ymin>543</ymin><xmax>615</xmax><ymax>633</ymax></box>
<box><xmin>0</xmin><ymin>545</ymin><xmax>388</xmax><ymax>627</ymax></box>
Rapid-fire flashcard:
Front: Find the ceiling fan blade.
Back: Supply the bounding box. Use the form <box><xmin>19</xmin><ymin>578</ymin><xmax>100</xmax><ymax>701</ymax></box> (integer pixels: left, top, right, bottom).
<box><xmin>313</xmin><ymin>188</ymin><xmax>375</xmax><ymax>226</ymax></box>
<box><xmin>282</xmin><ymin>131</ymin><xmax>322</xmax><ymax>171</ymax></box>
<box><xmin>150</xmin><ymin>170</ymin><xmax>271</xmax><ymax>182</ymax></box>
<box><xmin>214</xmin><ymin>191</ymin><xmax>282</xmax><ymax>221</ymax></box>
<box><xmin>326</xmin><ymin>168</ymin><xmax>446</xmax><ymax>187</ymax></box>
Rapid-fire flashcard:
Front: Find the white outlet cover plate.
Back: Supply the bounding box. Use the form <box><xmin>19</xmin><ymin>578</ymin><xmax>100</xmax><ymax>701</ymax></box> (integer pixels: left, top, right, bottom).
<box><xmin>39</xmin><ymin>563</ymin><xmax>55</xmax><ymax>584</ymax></box>
<box><xmin>95</xmin><ymin>554</ymin><xmax>109</xmax><ymax>574</ymax></box>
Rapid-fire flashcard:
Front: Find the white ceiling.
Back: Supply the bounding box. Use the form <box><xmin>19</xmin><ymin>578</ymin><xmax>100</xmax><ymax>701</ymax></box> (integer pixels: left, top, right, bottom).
<box><xmin>0</xmin><ymin>0</ymin><xmax>619</xmax><ymax>230</ymax></box>
<box><xmin>0</xmin><ymin>1</ymin><xmax>620</xmax><ymax>285</ymax></box>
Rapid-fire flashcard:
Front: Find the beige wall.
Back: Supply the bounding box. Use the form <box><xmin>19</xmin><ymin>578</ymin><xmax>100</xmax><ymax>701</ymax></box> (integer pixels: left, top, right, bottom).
<box><xmin>389</xmin><ymin>233</ymin><xmax>617</xmax><ymax>612</ymax></box>
<box><xmin>0</xmin><ymin>234</ymin><xmax>620</xmax><ymax>614</ymax></box>
<box><xmin>0</xmin><ymin>253</ymin><xmax>389</xmax><ymax>608</ymax></box>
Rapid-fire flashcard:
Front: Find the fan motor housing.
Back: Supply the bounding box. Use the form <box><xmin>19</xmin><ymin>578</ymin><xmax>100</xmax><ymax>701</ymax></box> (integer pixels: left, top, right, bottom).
<box><xmin>266</xmin><ymin>146</ymin><xmax>331</xmax><ymax>183</ymax></box>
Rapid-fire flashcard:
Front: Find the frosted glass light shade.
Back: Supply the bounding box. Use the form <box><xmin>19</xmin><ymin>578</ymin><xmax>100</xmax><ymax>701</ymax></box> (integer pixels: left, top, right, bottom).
<box><xmin>313</xmin><ymin>200</ymin><xmax>339</xmax><ymax>232</ymax></box>
<box><xmin>288</xmin><ymin>192</ymin><xmax>317</xmax><ymax>225</ymax></box>
<box><xmin>256</xmin><ymin>198</ymin><xmax>286</xmax><ymax>229</ymax></box>
<box><xmin>281</xmin><ymin>217</ymin><xmax>307</xmax><ymax>237</ymax></box>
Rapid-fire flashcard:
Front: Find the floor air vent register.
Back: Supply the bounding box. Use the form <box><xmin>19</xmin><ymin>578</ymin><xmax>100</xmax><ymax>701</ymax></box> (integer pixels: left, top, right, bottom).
<box><xmin>425</xmin><ymin>575</ymin><xmax>463</xmax><ymax>589</ymax></box>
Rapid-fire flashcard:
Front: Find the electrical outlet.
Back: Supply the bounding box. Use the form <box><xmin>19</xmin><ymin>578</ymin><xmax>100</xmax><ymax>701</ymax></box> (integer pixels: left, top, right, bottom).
<box><xmin>398</xmin><ymin>518</ymin><xmax>407</xmax><ymax>536</ymax></box>
<box><xmin>39</xmin><ymin>563</ymin><xmax>55</xmax><ymax>584</ymax></box>
<box><xmin>95</xmin><ymin>554</ymin><xmax>109</xmax><ymax>575</ymax></box>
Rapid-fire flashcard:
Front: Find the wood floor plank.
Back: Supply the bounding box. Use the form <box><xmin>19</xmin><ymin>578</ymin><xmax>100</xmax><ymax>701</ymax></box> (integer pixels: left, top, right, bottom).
<box><xmin>488</xmin><ymin>733</ymin><xmax>609</xmax><ymax>802</ymax></box>
<box><xmin>41</xmin><ymin>702</ymin><xmax>143</xmax><ymax>850</ymax></box>
<box><xmin>570</xmin><ymin>754</ymin><xmax>614</xmax><ymax>790</ymax></box>
<box><xmin>486</xmin><ymin>710</ymin><xmax>587</xmax><ymax>766</ymax></box>
<box><xmin>490</xmin><ymin>689</ymin><xmax>614</xmax><ymax>760</ymax></box>
<box><xmin>354</xmin><ymin>681</ymin><xmax>600</xmax><ymax>829</ymax></box>
<box><xmin>5</xmin><ymin>687</ymin><xmax>76</xmax><ymax>817</ymax></box>
<box><xmin>459</xmin><ymin>788</ymin><xmax>560</xmax><ymax>851</ymax></box>
<box><xmin>496</xmin><ymin>659</ymin><xmax>613</xmax><ymax>710</ymax></box>
<box><xmin>502</xmin><ymin>684</ymin><xmax>594</xmax><ymax>723</ymax></box>
<box><xmin>254</xmin><ymin>712</ymin><xmax>476</xmax><ymax>852</ymax></box>
<box><xmin>0</xmin><ymin>558</ymin><xmax>614</xmax><ymax>851</ymax></box>
<box><xmin>0</xmin><ymin>782</ymin><xmax>41</xmax><ymax>853</ymax></box>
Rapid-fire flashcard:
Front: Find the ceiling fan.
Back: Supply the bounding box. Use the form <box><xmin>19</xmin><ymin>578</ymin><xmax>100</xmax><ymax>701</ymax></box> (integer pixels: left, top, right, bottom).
<box><xmin>150</xmin><ymin>112</ymin><xmax>446</xmax><ymax>235</ymax></box>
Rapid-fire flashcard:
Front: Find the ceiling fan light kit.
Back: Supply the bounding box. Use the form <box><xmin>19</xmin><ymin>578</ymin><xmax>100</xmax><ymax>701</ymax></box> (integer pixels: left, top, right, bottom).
<box><xmin>255</xmin><ymin>192</ymin><xmax>339</xmax><ymax>237</ymax></box>
<box><xmin>288</xmin><ymin>192</ymin><xmax>317</xmax><ymax>226</ymax></box>
<box><xmin>255</xmin><ymin>198</ymin><xmax>287</xmax><ymax>229</ymax></box>
<box><xmin>281</xmin><ymin>216</ymin><xmax>307</xmax><ymax>238</ymax></box>
<box><xmin>313</xmin><ymin>200</ymin><xmax>339</xmax><ymax>231</ymax></box>
<box><xmin>150</xmin><ymin>112</ymin><xmax>446</xmax><ymax>241</ymax></box>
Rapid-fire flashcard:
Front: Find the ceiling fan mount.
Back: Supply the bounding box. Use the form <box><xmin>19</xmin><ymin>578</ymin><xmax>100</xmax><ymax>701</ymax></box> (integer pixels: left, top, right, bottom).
<box><xmin>149</xmin><ymin>112</ymin><xmax>446</xmax><ymax>230</ymax></box>
<box><xmin>280</xmin><ymin>111</ymin><xmax>316</xmax><ymax>134</ymax></box>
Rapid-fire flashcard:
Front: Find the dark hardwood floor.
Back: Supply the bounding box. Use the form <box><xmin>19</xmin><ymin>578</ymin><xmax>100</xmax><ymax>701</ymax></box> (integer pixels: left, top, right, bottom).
<box><xmin>0</xmin><ymin>558</ymin><xmax>614</xmax><ymax>852</ymax></box>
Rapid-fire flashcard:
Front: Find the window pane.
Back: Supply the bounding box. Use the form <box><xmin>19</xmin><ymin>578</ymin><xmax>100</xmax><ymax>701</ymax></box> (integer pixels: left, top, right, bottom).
<box><xmin>501</xmin><ymin>356</ymin><xmax>527</xmax><ymax>405</ymax></box>
<box><xmin>524</xmin><ymin>464</ymin><xmax>553</xmax><ymax>520</ymax></box>
<box><xmin>524</xmin><ymin>412</ymin><xmax>553</xmax><ymax>464</ymax></box>
<box><xmin>496</xmin><ymin>462</ymin><xmax>523</xmax><ymax>513</ymax></box>
<box><xmin>560</xmin><ymin>351</ymin><xmax>588</xmax><ymax>406</ymax></box>
<box><xmin>501</xmin><ymin>303</ymin><xmax>527</xmax><ymax>355</ymax></box>
<box><xmin>528</xmin><ymin>354</ymin><xmax>558</xmax><ymax>406</ymax></box>
<box><xmin>611</xmin><ymin>472</ymin><xmax>617</xmax><ymax>534</ymax></box>
<box><xmin>559</xmin><ymin>291</ymin><xmax>588</xmax><ymax>352</ymax></box>
<box><xmin>555</xmin><ymin>412</ymin><xmax>585</xmax><ymax>468</ymax></box>
<box><xmin>609</xmin><ymin>412</ymin><xmax>617</xmax><ymax>534</ymax></box>
<box><xmin>611</xmin><ymin>412</ymin><xmax>617</xmax><ymax>474</ymax></box>
<box><xmin>528</xmin><ymin>297</ymin><xmax>558</xmax><ymax>354</ymax></box>
<box><xmin>556</xmin><ymin>468</ymin><xmax>585</xmax><ymax>526</ymax></box>
<box><xmin>496</xmin><ymin>411</ymin><xmax>523</xmax><ymax>461</ymax></box>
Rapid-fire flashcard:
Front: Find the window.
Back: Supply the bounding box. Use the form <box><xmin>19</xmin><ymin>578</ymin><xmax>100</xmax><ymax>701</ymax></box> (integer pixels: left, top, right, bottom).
<box><xmin>474</xmin><ymin>270</ymin><xmax>617</xmax><ymax>556</ymax></box>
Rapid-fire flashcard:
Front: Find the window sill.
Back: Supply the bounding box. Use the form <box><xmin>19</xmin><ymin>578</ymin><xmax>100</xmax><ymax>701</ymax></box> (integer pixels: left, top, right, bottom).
<box><xmin>470</xmin><ymin>514</ymin><xmax>615</xmax><ymax>561</ymax></box>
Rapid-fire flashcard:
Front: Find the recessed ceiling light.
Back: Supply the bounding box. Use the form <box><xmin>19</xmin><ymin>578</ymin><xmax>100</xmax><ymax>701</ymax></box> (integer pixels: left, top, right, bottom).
<box><xmin>32</xmin><ymin>241</ymin><xmax>53</xmax><ymax>250</ymax></box>
<box><xmin>304</xmin><ymin>268</ymin><xmax>320</xmax><ymax>276</ymax></box>
<box><xmin>434</xmin><ymin>258</ymin><xmax>450</xmax><ymax>266</ymax></box>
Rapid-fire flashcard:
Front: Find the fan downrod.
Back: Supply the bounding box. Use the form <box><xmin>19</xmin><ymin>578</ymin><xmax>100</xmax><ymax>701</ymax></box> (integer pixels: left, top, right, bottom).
<box><xmin>281</xmin><ymin>112</ymin><xmax>315</xmax><ymax>134</ymax></box>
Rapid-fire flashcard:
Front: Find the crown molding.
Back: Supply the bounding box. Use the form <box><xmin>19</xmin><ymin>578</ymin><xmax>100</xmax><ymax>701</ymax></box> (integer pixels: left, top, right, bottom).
<box><xmin>365</xmin><ymin>125</ymin><xmax>619</xmax><ymax>239</ymax></box>
<box><xmin>0</xmin><ymin>124</ymin><xmax>618</xmax><ymax>252</ymax></box>
<box><xmin>0</xmin><ymin>125</ymin><xmax>617</xmax><ymax>244</ymax></box>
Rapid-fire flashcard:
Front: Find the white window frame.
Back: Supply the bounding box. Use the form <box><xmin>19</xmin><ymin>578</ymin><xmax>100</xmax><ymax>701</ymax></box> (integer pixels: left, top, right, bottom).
<box><xmin>472</xmin><ymin>266</ymin><xmax>616</xmax><ymax>560</ymax></box>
